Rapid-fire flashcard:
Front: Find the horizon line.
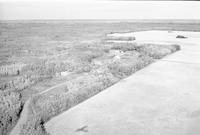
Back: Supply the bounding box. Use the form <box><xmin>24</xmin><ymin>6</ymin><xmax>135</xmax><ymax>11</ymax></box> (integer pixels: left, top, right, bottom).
<box><xmin>1</xmin><ymin>19</ymin><xmax>200</xmax><ymax>23</ymax></box>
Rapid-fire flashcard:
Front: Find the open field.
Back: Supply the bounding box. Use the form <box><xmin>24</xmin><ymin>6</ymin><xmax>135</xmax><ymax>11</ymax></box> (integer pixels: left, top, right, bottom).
<box><xmin>0</xmin><ymin>20</ymin><xmax>198</xmax><ymax>135</ymax></box>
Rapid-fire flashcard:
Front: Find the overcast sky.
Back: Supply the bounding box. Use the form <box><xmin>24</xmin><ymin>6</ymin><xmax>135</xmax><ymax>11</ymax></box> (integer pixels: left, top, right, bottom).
<box><xmin>0</xmin><ymin>0</ymin><xmax>200</xmax><ymax>20</ymax></box>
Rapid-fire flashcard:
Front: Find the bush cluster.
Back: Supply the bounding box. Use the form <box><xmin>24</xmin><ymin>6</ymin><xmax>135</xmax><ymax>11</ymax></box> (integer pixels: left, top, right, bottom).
<box><xmin>136</xmin><ymin>44</ymin><xmax>180</xmax><ymax>59</ymax></box>
<box><xmin>0</xmin><ymin>63</ymin><xmax>26</xmax><ymax>76</ymax></box>
<box><xmin>108</xmin><ymin>53</ymin><xmax>153</xmax><ymax>78</ymax></box>
<box><xmin>176</xmin><ymin>35</ymin><xmax>187</xmax><ymax>39</ymax></box>
<box><xmin>110</xmin><ymin>43</ymin><xmax>138</xmax><ymax>52</ymax></box>
<box><xmin>106</xmin><ymin>36</ymin><xmax>136</xmax><ymax>41</ymax></box>
<box><xmin>0</xmin><ymin>91</ymin><xmax>23</xmax><ymax>135</ymax></box>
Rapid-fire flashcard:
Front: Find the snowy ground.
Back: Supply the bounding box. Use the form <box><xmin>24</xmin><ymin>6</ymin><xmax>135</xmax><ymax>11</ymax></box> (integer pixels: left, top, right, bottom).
<box><xmin>107</xmin><ymin>30</ymin><xmax>200</xmax><ymax>45</ymax></box>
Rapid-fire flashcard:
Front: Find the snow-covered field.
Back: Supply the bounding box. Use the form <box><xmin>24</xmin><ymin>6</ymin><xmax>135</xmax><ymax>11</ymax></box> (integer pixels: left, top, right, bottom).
<box><xmin>107</xmin><ymin>30</ymin><xmax>200</xmax><ymax>45</ymax></box>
